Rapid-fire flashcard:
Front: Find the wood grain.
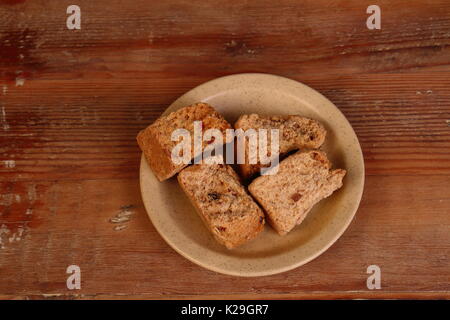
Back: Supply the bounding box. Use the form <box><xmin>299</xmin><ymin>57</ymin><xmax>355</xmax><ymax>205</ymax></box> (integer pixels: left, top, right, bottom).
<box><xmin>0</xmin><ymin>0</ymin><xmax>449</xmax><ymax>299</ymax></box>
<box><xmin>0</xmin><ymin>176</ymin><xmax>448</xmax><ymax>298</ymax></box>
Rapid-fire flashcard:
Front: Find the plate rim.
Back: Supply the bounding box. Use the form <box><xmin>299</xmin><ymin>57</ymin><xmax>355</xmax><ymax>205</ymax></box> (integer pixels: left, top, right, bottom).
<box><xmin>139</xmin><ymin>72</ymin><xmax>365</xmax><ymax>277</ymax></box>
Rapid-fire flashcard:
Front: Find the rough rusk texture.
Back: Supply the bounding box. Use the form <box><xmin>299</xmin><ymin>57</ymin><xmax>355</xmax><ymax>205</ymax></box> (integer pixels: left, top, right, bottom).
<box><xmin>234</xmin><ymin>114</ymin><xmax>326</xmax><ymax>181</ymax></box>
<box><xmin>178</xmin><ymin>164</ymin><xmax>265</xmax><ymax>249</ymax></box>
<box><xmin>249</xmin><ymin>150</ymin><xmax>345</xmax><ymax>235</ymax></box>
<box><xmin>137</xmin><ymin>103</ymin><xmax>232</xmax><ymax>181</ymax></box>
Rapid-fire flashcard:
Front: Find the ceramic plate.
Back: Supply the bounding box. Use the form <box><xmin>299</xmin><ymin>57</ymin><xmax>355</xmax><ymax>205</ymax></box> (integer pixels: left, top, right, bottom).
<box><xmin>139</xmin><ymin>73</ymin><xmax>364</xmax><ymax>276</ymax></box>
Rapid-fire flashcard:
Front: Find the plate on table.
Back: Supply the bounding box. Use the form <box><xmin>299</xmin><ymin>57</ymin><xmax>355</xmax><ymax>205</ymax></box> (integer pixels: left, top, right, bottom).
<box><xmin>139</xmin><ymin>73</ymin><xmax>364</xmax><ymax>276</ymax></box>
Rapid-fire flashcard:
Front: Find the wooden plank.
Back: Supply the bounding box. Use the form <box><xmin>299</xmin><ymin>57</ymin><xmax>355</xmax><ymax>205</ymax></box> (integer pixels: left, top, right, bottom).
<box><xmin>1</xmin><ymin>291</ymin><xmax>449</xmax><ymax>300</ymax></box>
<box><xmin>1</xmin><ymin>73</ymin><xmax>450</xmax><ymax>180</ymax></box>
<box><xmin>1</xmin><ymin>0</ymin><xmax>450</xmax><ymax>180</ymax></box>
<box><xmin>1</xmin><ymin>0</ymin><xmax>450</xmax><ymax>79</ymax></box>
<box><xmin>0</xmin><ymin>175</ymin><xmax>448</xmax><ymax>298</ymax></box>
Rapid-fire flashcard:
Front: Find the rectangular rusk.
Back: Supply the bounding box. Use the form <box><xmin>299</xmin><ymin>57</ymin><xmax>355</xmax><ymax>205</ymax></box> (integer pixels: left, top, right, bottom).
<box><xmin>178</xmin><ymin>164</ymin><xmax>265</xmax><ymax>249</ymax></box>
<box><xmin>137</xmin><ymin>103</ymin><xmax>232</xmax><ymax>181</ymax></box>
<box><xmin>234</xmin><ymin>114</ymin><xmax>327</xmax><ymax>180</ymax></box>
<box><xmin>249</xmin><ymin>150</ymin><xmax>345</xmax><ymax>235</ymax></box>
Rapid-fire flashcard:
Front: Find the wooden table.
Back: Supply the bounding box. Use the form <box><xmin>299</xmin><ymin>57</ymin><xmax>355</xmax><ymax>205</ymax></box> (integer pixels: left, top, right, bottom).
<box><xmin>0</xmin><ymin>0</ymin><xmax>449</xmax><ymax>300</ymax></box>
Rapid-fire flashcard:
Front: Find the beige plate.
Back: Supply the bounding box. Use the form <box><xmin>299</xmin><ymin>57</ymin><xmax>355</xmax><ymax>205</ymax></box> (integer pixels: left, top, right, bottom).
<box><xmin>140</xmin><ymin>73</ymin><xmax>364</xmax><ymax>277</ymax></box>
